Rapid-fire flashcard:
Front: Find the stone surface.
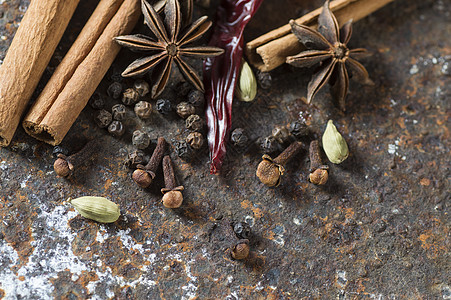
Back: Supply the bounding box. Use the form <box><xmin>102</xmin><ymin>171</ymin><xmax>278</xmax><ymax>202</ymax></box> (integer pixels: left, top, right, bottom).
<box><xmin>0</xmin><ymin>0</ymin><xmax>450</xmax><ymax>299</ymax></box>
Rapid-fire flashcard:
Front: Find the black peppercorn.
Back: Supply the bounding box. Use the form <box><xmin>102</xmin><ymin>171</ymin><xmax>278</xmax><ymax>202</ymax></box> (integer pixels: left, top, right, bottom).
<box><xmin>108</xmin><ymin>121</ymin><xmax>125</xmax><ymax>137</ymax></box>
<box><xmin>107</xmin><ymin>82</ymin><xmax>123</xmax><ymax>99</ymax></box>
<box><xmin>186</xmin><ymin>132</ymin><xmax>204</xmax><ymax>150</ymax></box>
<box><xmin>132</xmin><ymin>130</ymin><xmax>151</xmax><ymax>149</ymax></box>
<box><xmin>112</xmin><ymin>104</ymin><xmax>127</xmax><ymax>121</ymax></box>
<box><xmin>259</xmin><ymin>136</ymin><xmax>279</xmax><ymax>154</ymax></box>
<box><xmin>231</xmin><ymin>128</ymin><xmax>248</xmax><ymax>147</ymax></box>
<box><xmin>187</xmin><ymin>90</ymin><xmax>204</xmax><ymax>107</ymax></box>
<box><xmin>94</xmin><ymin>109</ymin><xmax>112</xmax><ymax>128</ymax></box>
<box><xmin>233</xmin><ymin>222</ymin><xmax>251</xmax><ymax>239</ymax></box>
<box><xmin>52</xmin><ymin>146</ymin><xmax>69</xmax><ymax>158</ymax></box>
<box><xmin>174</xmin><ymin>140</ymin><xmax>192</xmax><ymax>160</ymax></box>
<box><xmin>290</xmin><ymin>120</ymin><xmax>309</xmax><ymax>139</ymax></box>
<box><xmin>257</xmin><ymin>71</ymin><xmax>272</xmax><ymax>90</ymax></box>
<box><xmin>156</xmin><ymin>99</ymin><xmax>172</xmax><ymax>115</ymax></box>
<box><xmin>272</xmin><ymin>125</ymin><xmax>291</xmax><ymax>144</ymax></box>
<box><xmin>185</xmin><ymin>114</ymin><xmax>204</xmax><ymax>131</ymax></box>
<box><xmin>122</xmin><ymin>88</ymin><xmax>140</xmax><ymax>106</ymax></box>
<box><xmin>124</xmin><ymin>150</ymin><xmax>147</xmax><ymax>169</ymax></box>
<box><xmin>89</xmin><ymin>92</ymin><xmax>105</xmax><ymax>110</ymax></box>
<box><xmin>134</xmin><ymin>80</ymin><xmax>150</xmax><ymax>97</ymax></box>
<box><xmin>134</xmin><ymin>101</ymin><xmax>152</xmax><ymax>119</ymax></box>
<box><xmin>176</xmin><ymin>102</ymin><xmax>195</xmax><ymax>119</ymax></box>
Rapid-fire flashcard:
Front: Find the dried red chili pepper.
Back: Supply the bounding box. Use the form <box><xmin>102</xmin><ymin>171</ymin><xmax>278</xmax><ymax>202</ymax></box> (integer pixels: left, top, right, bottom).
<box><xmin>204</xmin><ymin>0</ymin><xmax>263</xmax><ymax>174</ymax></box>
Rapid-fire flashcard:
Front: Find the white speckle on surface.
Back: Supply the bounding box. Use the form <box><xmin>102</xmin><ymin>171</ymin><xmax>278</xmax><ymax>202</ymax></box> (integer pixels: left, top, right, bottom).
<box><xmin>227</xmin><ymin>275</ymin><xmax>233</xmax><ymax>284</ymax></box>
<box><xmin>390</xmin><ymin>99</ymin><xmax>397</xmax><ymax>106</ymax></box>
<box><xmin>432</xmin><ymin>57</ymin><xmax>438</xmax><ymax>64</ymax></box>
<box><xmin>388</xmin><ymin>144</ymin><xmax>397</xmax><ymax>155</ymax></box>
<box><xmin>20</xmin><ymin>174</ymin><xmax>31</xmax><ymax>188</ymax></box>
<box><xmin>0</xmin><ymin>36</ymin><xmax>7</xmax><ymax>41</ymax></box>
<box><xmin>409</xmin><ymin>64</ymin><xmax>419</xmax><ymax>74</ymax></box>
<box><xmin>336</xmin><ymin>270</ymin><xmax>347</xmax><ymax>288</ymax></box>
<box><xmin>413</xmin><ymin>120</ymin><xmax>418</xmax><ymax>124</ymax></box>
<box><xmin>0</xmin><ymin>160</ymin><xmax>8</xmax><ymax>170</ymax></box>
<box><xmin>293</xmin><ymin>218</ymin><xmax>301</xmax><ymax>225</ymax></box>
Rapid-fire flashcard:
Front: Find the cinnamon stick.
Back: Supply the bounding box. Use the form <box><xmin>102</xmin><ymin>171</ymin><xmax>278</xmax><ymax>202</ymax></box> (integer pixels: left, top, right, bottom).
<box><xmin>245</xmin><ymin>0</ymin><xmax>394</xmax><ymax>72</ymax></box>
<box><xmin>22</xmin><ymin>0</ymin><xmax>141</xmax><ymax>145</ymax></box>
<box><xmin>0</xmin><ymin>0</ymin><xmax>80</xmax><ymax>147</ymax></box>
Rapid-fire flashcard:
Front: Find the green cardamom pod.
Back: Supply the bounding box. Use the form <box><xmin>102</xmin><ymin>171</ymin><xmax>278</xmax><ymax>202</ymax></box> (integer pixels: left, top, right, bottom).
<box><xmin>322</xmin><ymin>120</ymin><xmax>349</xmax><ymax>164</ymax></box>
<box><xmin>235</xmin><ymin>59</ymin><xmax>257</xmax><ymax>102</ymax></box>
<box><xmin>71</xmin><ymin>196</ymin><xmax>120</xmax><ymax>223</ymax></box>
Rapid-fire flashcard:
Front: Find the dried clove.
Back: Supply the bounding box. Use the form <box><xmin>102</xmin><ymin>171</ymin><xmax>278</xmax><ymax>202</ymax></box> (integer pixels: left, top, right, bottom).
<box><xmin>132</xmin><ymin>137</ymin><xmax>166</xmax><ymax>188</ymax></box>
<box><xmin>53</xmin><ymin>140</ymin><xmax>99</xmax><ymax>177</ymax></box>
<box><xmin>161</xmin><ymin>155</ymin><xmax>184</xmax><ymax>208</ymax></box>
<box><xmin>308</xmin><ymin>140</ymin><xmax>328</xmax><ymax>185</ymax></box>
<box><xmin>256</xmin><ymin>141</ymin><xmax>302</xmax><ymax>187</ymax></box>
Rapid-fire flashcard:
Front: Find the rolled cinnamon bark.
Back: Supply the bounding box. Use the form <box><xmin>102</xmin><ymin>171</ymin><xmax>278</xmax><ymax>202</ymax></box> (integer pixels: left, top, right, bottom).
<box><xmin>0</xmin><ymin>0</ymin><xmax>80</xmax><ymax>147</ymax></box>
<box><xmin>245</xmin><ymin>0</ymin><xmax>394</xmax><ymax>72</ymax></box>
<box><xmin>23</xmin><ymin>0</ymin><xmax>141</xmax><ymax>145</ymax></box>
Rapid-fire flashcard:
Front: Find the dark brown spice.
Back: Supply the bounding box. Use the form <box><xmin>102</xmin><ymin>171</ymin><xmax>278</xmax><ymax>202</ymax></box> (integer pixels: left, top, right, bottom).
<box><xmin>286</xmin><ymin>0</ymin><xmax>373</xmax><ymax>110</ymax></box>
<box><xmin>107</xmin><ymin>82</ymin><xmax>123</xmax><ymax>99</ymax></box>
<box><xmin>221</xmin><ymin>218</ymin><xmax>250</xmax><ymax>260</ymax></box>
<box><xmin>186</xmin><ymin>131</ymin><xmax>204</xmax><ymax>149</ymax></box>
<box><xmin>272</xmin><ymin>125</ymin><xmax>291</xmax><ymax>145</ymax></box>
<box><xmin>185</xmin><ymin>114</ymin><xmax>204</xmax><ymax>131</ymax></box>
<box><xmin>114</xmin><ymin>0</ymin><xmax>224</xmax><ymax>98</ymax></box>
<box><xmin>122</xmin><ymin>88</ymin><xmax>140</xmax><ymax>106</ymax></box>
<box><xmin>133</xmin><ymin>80</ymin><xmax>150</xmax><ymax>97</ymax></box>
<box><xmin>108</xmin><ymin>121</ymin><xmax>125</xmax><ymax>137</ymax></box>
<box><xmin>112</xmin><ymin>104</ymin><xmax>127</xmax><ymax>121</ymax></box>
<box><xmin>161</xmin><ymin>155</ymin><xmax>184</xmax><ymax>208</ymax></box>
<box><xmin>134</xmin><ymin>101</ymin><xmax>152</xmax><ymax>119</ymax></box>
<box><xmin>94</xmin><ymin>109</ymin><xmax>112</xmax><ymax>128</ymax></box>
<box><xmin>89</xmin><ymin>92</ymin><xmax>105</xmax><ymax>110</ymax></box>
<box><xmin>308</xmin><ymin>140</ymin><xmax>329</xmax><ymax>185</ymax></box>
<box><xmin>256</xmin><ymin>141</ymin><xmax>302</xmax><ymax>187</ymax></box>
<box><xmin>132</xmin><ymin>137</ymin><xmax>167</xmax><ymax>188</ymax></box>
<box><xmin>53</xmin><ymin>140</ymin><xmax>99</xmax><ymax>178</ymax></box>
<box><xmin>176</xmin><ymin>102</ymin><xmax>195</xmax><ymax>119</ymax></box>
<box><xmin>124</xmin><ymin>150</ymin><xmax>147</xmax><ymax>169</ymax></box>
<box><xmin>132</xmin><ymin>130</ymin><xmax>151</xmax><ymax>149</ymax></box>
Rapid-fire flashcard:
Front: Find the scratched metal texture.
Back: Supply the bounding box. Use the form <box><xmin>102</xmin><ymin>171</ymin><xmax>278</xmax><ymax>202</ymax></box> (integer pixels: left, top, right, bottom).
<box><xmin>0</xmin><ymin>0</ymin><xmax>450</xmax><ymax>299</ymax></box>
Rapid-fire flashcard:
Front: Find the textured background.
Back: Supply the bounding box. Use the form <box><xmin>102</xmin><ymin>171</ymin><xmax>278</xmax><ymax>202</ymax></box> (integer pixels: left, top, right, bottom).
<box><xmin>0</xmin><ymin>0</ymin><xmax>450</xmax><ymax>299</ymax></box>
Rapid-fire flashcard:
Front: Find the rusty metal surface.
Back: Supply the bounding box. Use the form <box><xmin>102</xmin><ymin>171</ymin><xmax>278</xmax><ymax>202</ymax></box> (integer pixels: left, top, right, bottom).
<box><xmin>0</xmin><ymin>0</ymin><xmax>450</xmax><ymax>299</ymax></box>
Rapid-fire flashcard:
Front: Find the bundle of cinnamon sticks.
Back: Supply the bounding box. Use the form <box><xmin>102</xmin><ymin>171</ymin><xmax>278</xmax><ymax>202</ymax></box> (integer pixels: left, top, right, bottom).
<box><xmin>0</xmin><ymin>0</ymin><xmax>142</xmax><ymax>146</ymax></box>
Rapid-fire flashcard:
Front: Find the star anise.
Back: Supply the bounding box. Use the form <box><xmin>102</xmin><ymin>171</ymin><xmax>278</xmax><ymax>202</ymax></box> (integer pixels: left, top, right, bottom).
<box><xmin>286</xmin><ymin>0</ymin><xmax>373</xmax><ymax>110</ymax></box>
<box><xmin>115</xmin><ymin>0</ymin><xmax>224</xmax><ymax>98</ymax></box>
